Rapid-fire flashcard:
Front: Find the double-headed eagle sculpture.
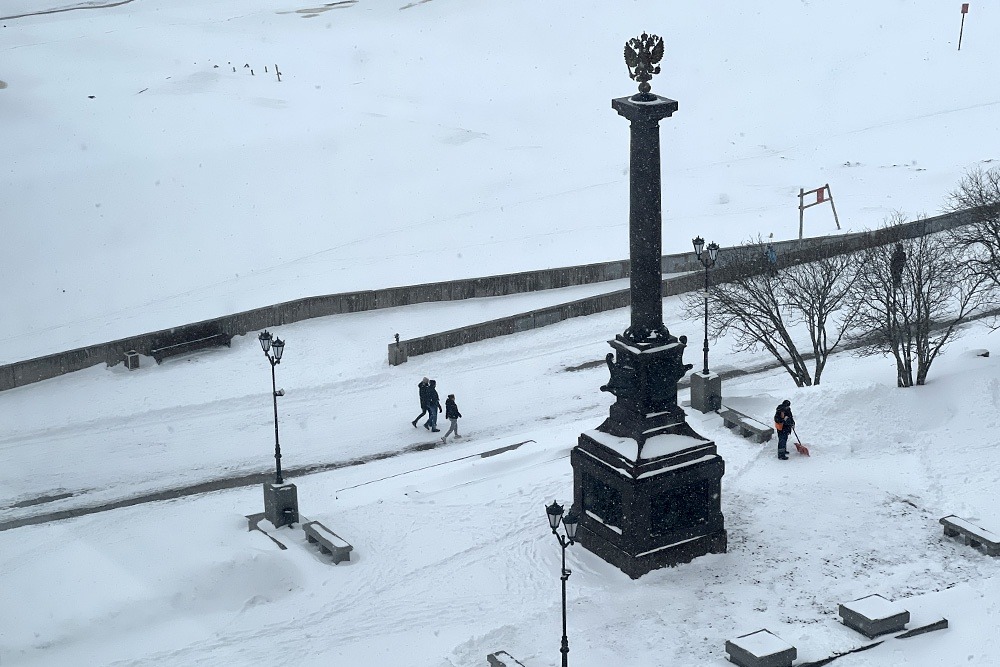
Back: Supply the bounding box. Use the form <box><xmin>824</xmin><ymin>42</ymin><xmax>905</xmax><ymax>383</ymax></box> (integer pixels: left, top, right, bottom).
<box><xmin>624</xmin><ymin>32</ymin><xmax>664</xmax><ymax>98</ymax></box>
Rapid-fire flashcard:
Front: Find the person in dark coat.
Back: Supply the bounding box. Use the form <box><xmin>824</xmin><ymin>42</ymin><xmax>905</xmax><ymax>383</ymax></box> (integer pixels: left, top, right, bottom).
<box><xmin>441</xmin><ymin>394</ymin><xmax>462</xmax><ymax>443</ymax></box>
<box><xmin>890</xmin><ymin>243</ymin><xmax>906</xmax><ymax>290</ymax></box>
<box><xmin>774</xmin><ymin>399</ymin><xmax>795</xmax><ymax>460</ymax></box>
<box><xmin>423</xmin><ymin>379</ymin><xmax>442</xmax><ymax>432</ymax></box>
<box><xmin>412</xmin><ymin>377</ymin><xmax>431</xmax><ymax>428</ymax></box>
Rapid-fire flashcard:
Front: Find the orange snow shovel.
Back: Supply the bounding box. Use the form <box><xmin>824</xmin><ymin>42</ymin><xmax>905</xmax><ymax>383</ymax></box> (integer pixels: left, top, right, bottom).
<box><xmin>792</xmin><ymin>427</ymin><xmax>810</xmax><ymax>456</ymax></box>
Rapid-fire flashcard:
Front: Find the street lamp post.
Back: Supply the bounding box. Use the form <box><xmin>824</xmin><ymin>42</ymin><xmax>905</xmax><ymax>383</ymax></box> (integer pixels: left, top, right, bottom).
<box><xmin>258</xmin><ymin>330</ymin><xmax>297</xmax><ymax>528</ymax></box>
<box><xmin>259</xmin><ymin>330</ymin><xmax>286</xmax><ymax>484</ymax></box>
<box><xmin>691</xmin><ymin>236</ymin><xmax>720</xmax><ymax>375</ymax></box>
<box><xmin>546</xmin><ymin>501</ymin><xmax>579</xmax><ymax>667</ymax></box>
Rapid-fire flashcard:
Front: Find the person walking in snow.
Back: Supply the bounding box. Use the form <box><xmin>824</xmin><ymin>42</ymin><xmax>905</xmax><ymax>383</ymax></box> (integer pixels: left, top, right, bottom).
<box><xmin>774</xmin><ymin>399</ymin><xmax>795</xmax><ymax>460</ymax></box>
<box><xmin>441</xmin><ymin>394</ymin><xmax>462</xmax><ymax>443</ymax></box>
<box><xmin>412</xmin><ymin>377</ymin><xmax>431</xmax><ymax>428</ymax></box>
<box><xmin>423</xmin><ymin>379</ymin><xmax>442</xmax><ymax>432</ymax></box>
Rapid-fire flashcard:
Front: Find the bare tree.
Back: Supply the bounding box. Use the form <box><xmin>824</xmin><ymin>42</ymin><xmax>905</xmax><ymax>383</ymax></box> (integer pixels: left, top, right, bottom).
<box><xmin>685</xmin><ymin>237</ymin><xmax>860</xmax><ymax>387</ymax></box>
<box><xmin>849</xmin><ymin>218</ymin><xmax>990</xmax><ymax>386</ymax></box>
<box><xmin>946</xmin><ymin>165</ymin><xmax>1000</xmax><ymax>287</ymax></box>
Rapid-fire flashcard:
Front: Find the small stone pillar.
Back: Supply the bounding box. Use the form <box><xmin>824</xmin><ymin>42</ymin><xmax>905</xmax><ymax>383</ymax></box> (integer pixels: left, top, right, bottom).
<box><xmin>124</xmin><ymin>350</ymin><xmax>140</xmax><ymax>371</ymax></box>
<box><xmin>690</xmin><ymin>370</ymin><xmax>721</xmax><ymax>413</ymax></box>
<box><xmin>388</xmin><ymin>333</ymin><xmax>408</xmax><ymax>366</ymax></box>
<box><xmin>725</xmin><ymin>629</ymin><xmax>796</xmax><ymax>667</ymax></box>
<box><xmin>839</xmin><ymin>594</ymin><xmax>910</xmax><ymax>638</ymax></box>
<box><xmin>263</xmin><ymin>482</ymin><xmax>299</xmax><ymax>528</ymax></box>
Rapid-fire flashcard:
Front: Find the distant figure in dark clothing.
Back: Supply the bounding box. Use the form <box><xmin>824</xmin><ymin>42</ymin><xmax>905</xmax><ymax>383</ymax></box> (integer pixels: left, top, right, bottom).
<box><xmin>441</xmin><ymin>394</ymin><xmax>462</xmax><ymax>443</ymax></box>
<box><xmin>774</xmin><ymin>399</ymin><xmax>795</xmax><ymax>460</ymax></box>
<box><xmin>890</xmin><ymin>243</ymin><xmax>906</xmax><ymax>290</ymax></box>
<box><xmin>423</xmin><ymin>379</ymin><xmax>442</xmax><ymax>432</ymax></box>
<box><xmin>412</xmin><ymin>377</ymin><xmax>431</xmax><ymax>428</ymax></box>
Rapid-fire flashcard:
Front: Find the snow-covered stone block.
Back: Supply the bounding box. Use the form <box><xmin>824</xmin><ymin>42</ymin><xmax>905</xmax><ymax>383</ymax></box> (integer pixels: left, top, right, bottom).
<box><xmin>724</xmin><ymin>629</ymin><xmax>796</xmax><ymax>667</ymax></box>
<box><xmin>486</xmin><ymin>650</ymin><xmax>525</xmax><ymax>667</ymax></box>
<box><xmin>838</xmin><ymin>594</ymin><xmax>909</xmax><ymax>638</ymax></box>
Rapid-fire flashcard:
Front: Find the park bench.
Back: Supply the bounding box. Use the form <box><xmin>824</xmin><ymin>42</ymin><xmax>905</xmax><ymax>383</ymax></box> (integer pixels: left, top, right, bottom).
<box><xmin>150</xmin><ymin>332</ymin><xmax>231</xmax><ymax>364</ymax></box>
<box><xmin>302</xmin><ymin>521</ymin><xmax>353</xmax><ymax>564</ymax></box>
<box><xmin>719</xmin><ymin>408</ymin><xmax>773</xmax><ymax>444</ymax></box>
<box><xmin>719</xmin><ymin>408</ymin><xmax>742</xmax><ymax>430</ymax></box>
<box><xmin>940</xmin><ymin>515</ymin><xmax>1000</xmax><ymax>556</ymax></box>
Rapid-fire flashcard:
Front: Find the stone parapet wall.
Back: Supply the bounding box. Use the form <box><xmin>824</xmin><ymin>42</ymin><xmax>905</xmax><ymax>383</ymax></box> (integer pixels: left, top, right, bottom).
<box><xmin>395</xmin><ymin>210</ymin><xmax>975</xmax><ymax>360</ymax></box>
<box><xmin>0</xmin><ymin>210</ymin><xmax>974</xmax><ymax>390</ymax></box>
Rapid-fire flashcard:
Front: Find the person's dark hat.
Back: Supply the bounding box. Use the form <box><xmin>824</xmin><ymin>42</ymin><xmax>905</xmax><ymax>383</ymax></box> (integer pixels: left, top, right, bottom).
<box><xmin>781</xmin><ymin>399</ymin><xmax>791</xmax><ymax>407</ymax></box>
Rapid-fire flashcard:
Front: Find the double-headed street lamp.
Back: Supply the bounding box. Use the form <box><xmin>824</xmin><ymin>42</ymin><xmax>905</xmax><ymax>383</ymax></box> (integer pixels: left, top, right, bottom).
<box><xmin>546</xmin><ymin>501</ymin><xmax>580</xmax><ymax>667</ymax></box>
<box><xmin>692</xmin><ymin>236</ymin><xmax>720</xmax><ymax>376</ymax></box>
<box><xmin>258</xmin><ymin>330</ymin><xmax>286</xmax><ymax>484</ymax></box>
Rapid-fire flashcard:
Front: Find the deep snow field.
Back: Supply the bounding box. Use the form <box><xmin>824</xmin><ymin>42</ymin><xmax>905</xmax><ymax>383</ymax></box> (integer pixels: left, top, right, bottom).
<box><xmin>4</xmin><ymin>0</ymin><xmax>1000</xmax><ymax>665</ymax></box>
<box><xmin>2</xmin><ymin>0</ymin><xmax>1000</xmax><ymax>362</ymax></box>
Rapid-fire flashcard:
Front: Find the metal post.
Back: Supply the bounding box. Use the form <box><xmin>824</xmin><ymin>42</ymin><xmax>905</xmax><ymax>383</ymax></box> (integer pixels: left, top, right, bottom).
<box><xmin>702</xmin><ymin>264</ymin><xmax>710</xmax><ymax>375</ymax></box>
<box><xmin>798</xmin><ymin>187</ymin><xmax>805</xmax><ymax>239</ymax></box>
<box><xmin>560</xmin><ymin>536</ymin><xmax>570</xmax><ymax>667</ymax></box>
<box><xmin>826</xmin><ymin>184</ymin><xmax>841</xmax><ymax>229</ymax></box>
<box><xmin>271</xmin><ymin>361</ymin><xmax>283</xmax><ymax>484</ymax></box>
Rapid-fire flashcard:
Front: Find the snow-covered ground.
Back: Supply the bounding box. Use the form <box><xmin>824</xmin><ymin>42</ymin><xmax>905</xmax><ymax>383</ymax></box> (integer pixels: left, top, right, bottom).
<box><xmin>2</xmin><ymin>292</ymin><xmax>999</xmax><ymax>666</ymax></box>
<box><xmin>4</xmin><ymin>1</ymin><xmax>1000</xmax><ymax>665</ymax></box>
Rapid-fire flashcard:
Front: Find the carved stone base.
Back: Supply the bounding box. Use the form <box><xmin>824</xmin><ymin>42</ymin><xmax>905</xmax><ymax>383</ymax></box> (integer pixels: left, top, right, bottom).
<box><xmin>570</xmin><ymin>428</ymin><xmax>726</xmax><ymax>579</ymax></box>
<box><xmin>599</xmin><ymin>335</ymin><xmax>692</xmax><ymax>453</ymax></box>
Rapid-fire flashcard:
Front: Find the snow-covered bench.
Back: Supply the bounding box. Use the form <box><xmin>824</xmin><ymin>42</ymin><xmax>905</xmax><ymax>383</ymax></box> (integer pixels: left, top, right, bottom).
<box><xmin>719</xmin><ymin>408</ymin><xmax>773</xmax><ymax>444</ymax></box>
<box><xmin>940</xmin><ymin>515</ymin><xmax>1000</xmax><ymax>556</ymax></box>
<box><xmin>302</xmin><ymin>521</ymin><xmax>353</xmax><ymax>564</ymax></box>
<box><xmin>150</xmin><ymin>333</ymin><xmax>230</xmax><ymax>363</ymax></box>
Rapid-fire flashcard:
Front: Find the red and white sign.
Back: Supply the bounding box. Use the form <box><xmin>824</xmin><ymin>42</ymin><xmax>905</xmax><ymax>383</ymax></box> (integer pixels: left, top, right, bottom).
<box><xmin>962</xmin><ymin>3</ymin><xmax>970</xmax><ymax>14</ymax></box>
<box><xmin>816</xmin><ymin>188</ymin><xmax>826</xmax><ymax>203</ymax></box>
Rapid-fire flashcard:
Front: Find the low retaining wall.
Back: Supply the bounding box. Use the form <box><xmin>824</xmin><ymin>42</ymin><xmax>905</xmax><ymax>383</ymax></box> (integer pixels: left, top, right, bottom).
<box><xmin>0</xmin><ymin>209</ymin><xmax>975</xmax><ymax>391</ymax></box>
<box><xmin>1</xmin><ymin>261</ymin><xmax>629</xmax><ymax>392</ymax></box>
<box><xmin>392</xmin><ymin>210</ymin><xmax>977</xmax><ymax>361</ymax></box>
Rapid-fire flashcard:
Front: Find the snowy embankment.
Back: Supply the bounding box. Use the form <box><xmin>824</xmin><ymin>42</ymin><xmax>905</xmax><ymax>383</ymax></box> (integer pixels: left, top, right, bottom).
<box><xmin>1</xmin><ymin>288</ymin><xmax>998</xmax><ymax>665</ymax></box>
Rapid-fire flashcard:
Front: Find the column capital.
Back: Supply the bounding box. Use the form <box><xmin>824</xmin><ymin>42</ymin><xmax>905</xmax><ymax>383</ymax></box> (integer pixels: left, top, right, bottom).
<box><xmin>612</xmin><ymin>94</ymin><xmax>678</xmax><ymax>124</ymax></box>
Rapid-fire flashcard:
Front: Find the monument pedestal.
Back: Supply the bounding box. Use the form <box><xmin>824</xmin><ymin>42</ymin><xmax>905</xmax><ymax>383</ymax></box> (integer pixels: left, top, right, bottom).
<box><xmin>574</xmin><ymin>336</ymin><xmax>726</xmax><ymax>579</ymax></box>
<box><xmin>690</xmin><ymin>371</ymin><xmax>722</xmax><ymax>413</ymax></box>
<box><xmin>571</xmin><ymin>427</ymin><xmax>726</xmax><ymax>579</ymax></box>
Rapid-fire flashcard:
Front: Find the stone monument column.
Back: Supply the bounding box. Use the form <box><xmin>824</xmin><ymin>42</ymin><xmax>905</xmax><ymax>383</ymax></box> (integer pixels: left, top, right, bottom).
<box><xmin>570</xmin><ymin>33</ymin><xmax>726</xmax><ymax>579</ymax></box>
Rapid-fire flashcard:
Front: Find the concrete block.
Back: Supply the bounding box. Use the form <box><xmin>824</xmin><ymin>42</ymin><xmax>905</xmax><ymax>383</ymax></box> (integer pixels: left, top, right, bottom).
<box><xmin>263</xmin><ymin>482</ymin><xmax>299</xmax><ymax>528</ymax></box>
<box><xmin>388</xmin><ymin>341</ymin><xmax>408</xmax><ymax>366</ymax></box>
<box><xmin>839</xmin><ymin>594</ymin><xmax>909</xmax><ymax>638</ymax></box>
<box><xmin>690</xmin><ymin>371</ymin><xmax>722</xmax><ymax>413</ymax></box>
<box><xmin>725</xmin><ymin>629</ymin><xmax>796</xmax><ymax>667</ymax></box>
